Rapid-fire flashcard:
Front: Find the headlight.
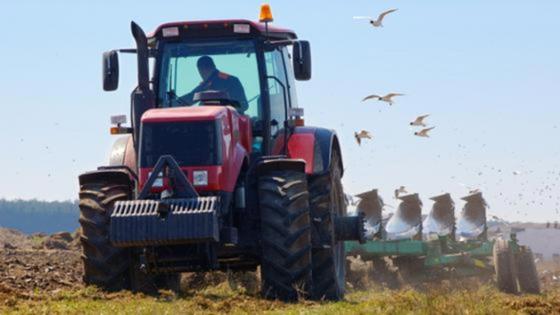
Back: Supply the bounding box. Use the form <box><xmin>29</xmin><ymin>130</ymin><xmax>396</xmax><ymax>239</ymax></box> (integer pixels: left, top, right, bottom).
<box><xmin>193</xmin><ymin>170</ymin><xmax>208</xmax><ymax>186</ymax></box>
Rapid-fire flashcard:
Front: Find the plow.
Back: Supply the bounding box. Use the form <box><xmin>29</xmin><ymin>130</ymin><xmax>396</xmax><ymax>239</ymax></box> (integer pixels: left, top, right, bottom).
<box><xmin>346</xmin><ymin>190</ymin><xmax>541</xmax><ymax>294</ymax></box>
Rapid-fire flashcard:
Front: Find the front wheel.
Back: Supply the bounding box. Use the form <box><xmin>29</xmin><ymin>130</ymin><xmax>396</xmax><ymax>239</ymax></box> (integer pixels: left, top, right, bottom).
<box><xmin>79</xmin><ymin>177</ymin><xmax>180</xmax><ymax>294</ymax></box>
<box><xmin>79</xmin><ymin>181</ymin><xmax>133</xmax><ymax>291</ymax></box>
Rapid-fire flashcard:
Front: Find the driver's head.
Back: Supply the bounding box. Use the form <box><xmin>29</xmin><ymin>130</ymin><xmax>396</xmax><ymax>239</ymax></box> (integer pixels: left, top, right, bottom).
<box><xmin>197</xmin><ymin>56</ymin><xmax>217</xmax><ymax>80</ymax></box>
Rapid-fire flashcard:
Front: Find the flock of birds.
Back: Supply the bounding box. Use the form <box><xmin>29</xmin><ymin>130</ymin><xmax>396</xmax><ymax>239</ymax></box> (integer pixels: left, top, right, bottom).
<box><xmin>352</xmin><ymin>9</ymin><xmax>436</xmax><ymax>146</ymax></box>
<box><xmin>345</xmin><ymin>8</ymin><xmax>560</xmax><ymax>221</ymax></box>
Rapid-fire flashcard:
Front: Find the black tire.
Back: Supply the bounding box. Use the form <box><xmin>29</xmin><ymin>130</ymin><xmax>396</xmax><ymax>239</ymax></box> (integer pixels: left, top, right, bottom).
<box><xmin>79</xmin><ymin>181</ymin><xmax>133</xmax><ymax>291</ymax></box>
<box><xmin>79</xmin><ymin>179</ymin><xmax>180</xmax><ymax>294</ymax></box>
<box><xmin>516</xmin><ymin>248</ymin><xmax>540</xmax><ymax>294</ymax></box>
<box><xmin>258</xmin><ymin>171</ymin><xmax>312</xmax><ymax>301</ymax></box>
<box><xmin>493</xmin><ymin>239</ymin><xmax>518</xmax><ymax>294</ymax></box>
<box><xmin>308</xmin><ymin>151</ymin><xmax>346</xmax><ymax>301</ymax></box>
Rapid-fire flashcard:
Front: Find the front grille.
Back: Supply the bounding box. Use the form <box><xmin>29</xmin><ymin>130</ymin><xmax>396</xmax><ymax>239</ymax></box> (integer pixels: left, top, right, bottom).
<box><xmin>139</xmin><ymin>121</ymin><xmax>222</xmax><ymax>167</ymax></box>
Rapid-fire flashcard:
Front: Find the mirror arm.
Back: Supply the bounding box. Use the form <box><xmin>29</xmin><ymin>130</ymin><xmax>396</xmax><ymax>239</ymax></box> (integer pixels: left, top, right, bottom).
<box><xmin>117</xmin><ymin>48</ymin><xmax>157</xmax><ymax>57</ymax></box>
<box><xmin>264</xmin><ymin>40</ymin><xmax>295</xmax><ymax>50</ymax></box>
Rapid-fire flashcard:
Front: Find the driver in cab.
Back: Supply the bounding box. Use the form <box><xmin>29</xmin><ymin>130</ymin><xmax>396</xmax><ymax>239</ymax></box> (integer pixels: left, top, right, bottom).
<box><xmin>175</xmin><ymin>56</ymin><xmax>248</xmax><ymax>112</ymax></box>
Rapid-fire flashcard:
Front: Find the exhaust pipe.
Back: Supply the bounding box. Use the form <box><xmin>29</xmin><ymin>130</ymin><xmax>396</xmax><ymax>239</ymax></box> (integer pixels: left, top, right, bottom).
<box><xmin>130</xmin><ymin>21</ymin><xmax>155</xmax><ymax>149</ymax></box>
<box><xmin>385</xmin><ymin>193</ymin><xmax>423</xmax><ymax>240</ymax></box>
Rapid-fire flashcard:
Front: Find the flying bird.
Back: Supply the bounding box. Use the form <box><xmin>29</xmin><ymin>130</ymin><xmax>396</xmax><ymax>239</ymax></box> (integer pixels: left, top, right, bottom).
<box><xmin>353</xmin><ymin>9</ymin><xmax>398</xmax><ymax>28</ymax></box>
<box><xmin>414</xmin><ymin>126</ymin><xmax>435</xmax><ymax>138</ymax></box>
<box><xmin>362</xmin><ymin>93</ymin><xmax>404</xmax><ymax>105</ymax></box>
<box><xmin>394</xmin><ymin>186</ymin><xmax>408</xmax><ymax>199</ymax></box>
<box><xmin>410</xmin><ymin>114</ymin><xmax>430</xmax><ymax>127</ymax></box>
<box><xmin>354</xmin><ymin>130</ymin><xmax>373</xmax><ymax>145</ymax></box>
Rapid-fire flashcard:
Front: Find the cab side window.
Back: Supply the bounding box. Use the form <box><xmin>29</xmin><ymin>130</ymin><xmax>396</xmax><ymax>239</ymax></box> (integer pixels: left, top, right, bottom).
<box><xmin>283</xmin><ymin>47</ymin><xmax>298</xmax><ymax>109</ymax></box>
<box><xmin>264</xmin><ymin>49</ymin><xmax>289</xmax><ymax>144</ymax></box>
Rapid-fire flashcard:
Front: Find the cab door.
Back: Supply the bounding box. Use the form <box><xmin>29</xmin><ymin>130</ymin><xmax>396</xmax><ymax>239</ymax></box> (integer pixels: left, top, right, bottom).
<box><xmin>264</xmin><ymin>48</ymin><xmax>291</xmax><ymax>155</ymax></box>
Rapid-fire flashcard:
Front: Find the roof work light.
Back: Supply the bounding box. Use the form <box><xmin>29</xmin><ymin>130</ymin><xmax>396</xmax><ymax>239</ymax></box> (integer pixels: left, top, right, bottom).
<box><xmin>259</xmin><ymin>4</ymin><xmax>274</xmax><ymax>23</ymax></box>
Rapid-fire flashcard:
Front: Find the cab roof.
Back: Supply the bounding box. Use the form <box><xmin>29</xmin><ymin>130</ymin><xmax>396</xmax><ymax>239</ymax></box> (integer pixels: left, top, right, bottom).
<box><xmin>149</xmin><ymin>19</ymin><xmax>297</xmax><ymax>42</ymax></box>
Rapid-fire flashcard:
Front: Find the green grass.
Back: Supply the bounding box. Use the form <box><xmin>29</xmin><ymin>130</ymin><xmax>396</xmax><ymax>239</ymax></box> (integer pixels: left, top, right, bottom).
<box><xmin>2</xmin><ymin>284</ymin><xmax>559</xmax><ymax>315</ymax></box>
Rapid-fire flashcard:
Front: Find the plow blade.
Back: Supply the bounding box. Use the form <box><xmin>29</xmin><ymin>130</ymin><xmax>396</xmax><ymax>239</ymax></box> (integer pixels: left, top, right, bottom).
<box><xmin>423</xmin><ymin>193</ymin><xmax>455</xmax><ymax>238</ymax></box>
<box><xmin>386</xmin><ymin>193</ymin><xmax>423</xmax><ymax>240</ymax></box>
<box><xmin>456</xmin><ymin>192</ymin><xmax>488</xmax><ymax>240</ymax></box>
<box><xmin>355</xmin><ymin>189</ymin><xmax>384</xmax><ymax>239</ymax></box>
<box><xmin>110</xmin><ymin>197</ymin><xmax>220</xmax><ymax>247</ymax></box>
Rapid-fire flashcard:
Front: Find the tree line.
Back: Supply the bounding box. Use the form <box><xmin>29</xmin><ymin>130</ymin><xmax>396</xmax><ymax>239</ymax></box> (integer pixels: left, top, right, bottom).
<box><xmin>0</xmin><ymin>199</ymin><xmax>79</xmax><ymax>234</ymax></box>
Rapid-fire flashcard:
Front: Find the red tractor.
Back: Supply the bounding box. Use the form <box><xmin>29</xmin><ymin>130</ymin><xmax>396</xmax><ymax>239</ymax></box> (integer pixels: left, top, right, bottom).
<box><xmin>78</xmin><ymin>5</ymin><xmax>364</xmax><ymax>301</ymax></box>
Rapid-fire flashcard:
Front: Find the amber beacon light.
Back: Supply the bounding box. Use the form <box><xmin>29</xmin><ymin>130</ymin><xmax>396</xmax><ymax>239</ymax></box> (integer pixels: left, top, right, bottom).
<box><xmin>259</xmin><ymin>4</ymin><xmax>274</xmax><ymax>23</ymax></box>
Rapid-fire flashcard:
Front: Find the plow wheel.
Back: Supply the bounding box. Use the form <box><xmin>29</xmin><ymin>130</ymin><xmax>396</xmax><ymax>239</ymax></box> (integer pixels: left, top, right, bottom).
<box><xmin>493</xmin><ymin>239</ymin><xmax>518</xmax><ymax>294</ymax></box>
<box><xmin>258</xmin><ymin>170</ymin><xmax>312</xmax><ymax>301</ymax></box>
<box><xmin>309</xmin><ymin>151</ymin><xmax>346</xmax><ymax>301</ymax></box>
<box><xmin>516</xmin><ymin>247</ymin><xmax>540</xmax><ymax>294</ymax></box>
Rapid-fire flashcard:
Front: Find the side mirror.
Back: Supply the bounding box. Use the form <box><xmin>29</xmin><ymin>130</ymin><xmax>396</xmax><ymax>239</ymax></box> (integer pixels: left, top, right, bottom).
<box><xmin>102</xmin><ymin>50</ymin><xmax>119</xmax><ymax>91</ymax></box>
<box><xmin>293</xmin><ymin>41</ymin><xmax>311</xmax><ymax>81</ymax></box>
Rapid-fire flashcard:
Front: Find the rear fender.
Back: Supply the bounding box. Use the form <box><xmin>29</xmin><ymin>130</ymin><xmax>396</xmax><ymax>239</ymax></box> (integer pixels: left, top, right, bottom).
<box><xmin>286</xmin><ymin>127</ymin><xmax>343</xmax><ymax>176</ymax></box>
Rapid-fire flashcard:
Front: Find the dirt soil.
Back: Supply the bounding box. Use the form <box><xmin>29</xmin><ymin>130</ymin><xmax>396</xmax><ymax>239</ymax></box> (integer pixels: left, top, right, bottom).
<box><xmin>1</xmin><ymin>226</ymin><xmax>559</xmax><ymax>313</ymax></box>
<box><xmin>0</xmin><ymin>228</ymin><xmax>83</xmax><ymax>299</ymax></box>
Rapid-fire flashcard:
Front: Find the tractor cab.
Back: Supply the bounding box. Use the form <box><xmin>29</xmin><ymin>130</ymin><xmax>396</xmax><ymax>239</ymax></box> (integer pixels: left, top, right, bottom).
<box><xmin>104</xmin><ymin>16</ymin><xmax>311</xmax><ymax>157</ymax></box>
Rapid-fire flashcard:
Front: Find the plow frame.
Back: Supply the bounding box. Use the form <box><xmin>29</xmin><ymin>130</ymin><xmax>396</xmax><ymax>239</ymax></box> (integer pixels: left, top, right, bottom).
<box><xmin>346</xmin><ymin>233</ymin><xmax>522</xmax><ymax>273</ymax></box>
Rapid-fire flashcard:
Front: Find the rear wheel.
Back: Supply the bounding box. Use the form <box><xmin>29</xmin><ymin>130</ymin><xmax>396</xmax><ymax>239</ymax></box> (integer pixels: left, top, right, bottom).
<box><xmin>79</xmin><ymin>179</ymin><xmax>180</xmax><ymax>293</ymax></box>
<box><xmin>516</xmin><ymin>247</ymin><xmax>540</xmax><ymax>294</ymax></box>
<box><xmin>258</xmin><ymin>170</ymin><xmax>312</xmax><ymax>301</ymax></box>
<box><xmin>308</xmin><ymin>151</ymin><xmax>346</xmax><ymax>301</ymax></box>
<box><xmin>493</xmin><ymin>239</ymin><xmax>518</xmax><ymax>294</ymax></box>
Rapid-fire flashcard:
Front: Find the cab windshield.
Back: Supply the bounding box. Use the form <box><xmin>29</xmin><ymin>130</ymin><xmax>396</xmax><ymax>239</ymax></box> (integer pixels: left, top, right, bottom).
<box><xmin>158</xmin><ymin>40</ymin><xmax>261</xmax><ymax>119</ymax></box>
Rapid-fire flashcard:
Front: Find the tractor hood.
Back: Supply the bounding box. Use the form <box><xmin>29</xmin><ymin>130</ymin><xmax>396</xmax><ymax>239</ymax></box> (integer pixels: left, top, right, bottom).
<box><xmin>141</xmin><ymin>106</ymin><xmax>229</xmax><ymax>123</ymax></box>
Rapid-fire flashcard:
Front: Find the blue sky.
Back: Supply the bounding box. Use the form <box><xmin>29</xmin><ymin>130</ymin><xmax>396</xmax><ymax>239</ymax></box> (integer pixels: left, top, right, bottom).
<box><xmin>0</xmin><ymin>1</ymin><xmax>559</xmax><ymax>222</ymax></box>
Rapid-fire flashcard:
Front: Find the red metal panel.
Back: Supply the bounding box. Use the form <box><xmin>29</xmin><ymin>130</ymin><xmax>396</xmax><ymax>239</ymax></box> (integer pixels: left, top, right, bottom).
<box><xmin>138</xmin><ymin>107</ymin><xmax>248</xmax><ymax>193</ymax></box>
<box><xmin>287</xmin><ymin>133</ymin><xmax>315</xmax><ymax>174</ymax></box>
<box><xmin>141</xmin><ymin>106</ymin><xmax>227</xmax><ymax>123</ymax></box>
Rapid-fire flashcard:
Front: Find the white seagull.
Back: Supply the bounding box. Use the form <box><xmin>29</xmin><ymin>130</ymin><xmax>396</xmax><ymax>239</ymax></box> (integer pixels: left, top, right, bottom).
<box><xmin>354</xmin><ymin>130</ymin><xmax>373</xmax><ymax>146</ymax></box>
<box><xmin>414</xmin><ymin>126</ymin><xmax>435</xmax><ymax>138</ymax></box>
<box><xmin>362</xmin><ymin>93</ymin><xmax>404</xmax><ymax>105</ymax></box>
<box><xmin>354</xmin><ymin>9</ymin><xmax>398</xmax><ymax>28</ymax></box>
<box><xmin>410</xmin><ymin>114</ymin><xmax>430</xmax><ymax>127</ymax></box>
<box><xmin>394</xmin><ymin>186</ymin><xmax>408</xmax><ymax>199</ymax></box>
